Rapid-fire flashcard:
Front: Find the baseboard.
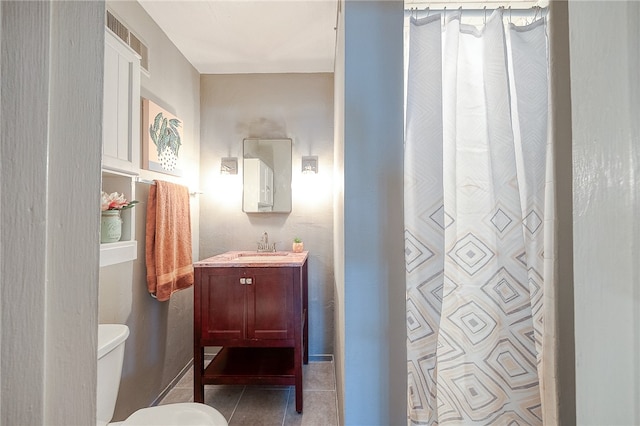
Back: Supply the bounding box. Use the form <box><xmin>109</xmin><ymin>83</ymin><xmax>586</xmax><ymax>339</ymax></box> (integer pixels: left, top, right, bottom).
<box><xmin>309</xmin><ymin>354</ymin><xmax>334</xmax><ymax>362</ymax></box>
<box><xmin>150</xmin><ymin>359</ymin><xmax>194</xmax><ymax>407</ymax></box>
<box><xmin>150</xmin><ymin>349</ymin><xmax>221</xmax><ymax>407</ymax></box>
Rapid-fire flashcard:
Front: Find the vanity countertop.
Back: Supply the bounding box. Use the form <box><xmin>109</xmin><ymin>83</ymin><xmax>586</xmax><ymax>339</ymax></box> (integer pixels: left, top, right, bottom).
<box><xmin>194</xmin><ymin>250</ymin><xmax>308</xmax><ymax>268</ymax></box>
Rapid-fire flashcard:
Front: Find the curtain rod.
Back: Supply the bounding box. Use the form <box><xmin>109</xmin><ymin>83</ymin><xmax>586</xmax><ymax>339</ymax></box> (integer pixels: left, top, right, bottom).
<box><xmin>404</xmin><ymin>5</ymin><xmax>548</xmax><ymax>21</ymax></box>
<box><xmin>405</xmin><ymin>7</ymin><xmax>546</xmax><ymax>14</ymax></box>
<box><xmin>405</xmin><ymin>1</ymin><xmax>548</xmax><ymax>11</ymax></box>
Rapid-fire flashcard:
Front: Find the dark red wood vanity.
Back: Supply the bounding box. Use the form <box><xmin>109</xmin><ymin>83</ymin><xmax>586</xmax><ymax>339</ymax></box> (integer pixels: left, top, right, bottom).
<box><xmin>193</xmin><ymin>251</ymin><xmax>308</xmax><ymax>413</ymax></box>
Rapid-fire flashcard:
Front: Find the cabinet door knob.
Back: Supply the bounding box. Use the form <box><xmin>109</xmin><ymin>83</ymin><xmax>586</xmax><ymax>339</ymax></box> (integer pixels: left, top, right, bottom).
<box><xmin>246</xmin><ymin>278</ymin><xmax>253</xmax><ymax>285</ymax></box>
<box><xmin>240</xmin><ymin>278</ymin><xmax>246</xmax><ymax>285</ymax></box>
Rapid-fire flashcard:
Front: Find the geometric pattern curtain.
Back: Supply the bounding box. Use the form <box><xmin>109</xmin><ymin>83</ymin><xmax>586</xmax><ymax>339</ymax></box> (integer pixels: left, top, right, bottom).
<box><xmin>405</xmin><ymin>9</ymin><xmax>551</xmax><ymax>424</ymax></box>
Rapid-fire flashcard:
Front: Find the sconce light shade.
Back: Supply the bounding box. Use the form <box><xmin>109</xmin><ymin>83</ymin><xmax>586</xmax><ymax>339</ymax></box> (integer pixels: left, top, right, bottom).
<box><xmin>220</xmin><ymin>157</ymin><xmax>238</xmax><ymax>175</ymax></box>
<box><xmin>302</xmin><ymin>156</ymin><xmax>318</xmax><ymax>174</ymax></box>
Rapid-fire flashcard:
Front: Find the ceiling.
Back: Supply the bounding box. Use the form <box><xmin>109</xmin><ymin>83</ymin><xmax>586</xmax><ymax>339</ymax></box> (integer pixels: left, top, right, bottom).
<box><xmin>137</xmin><ymin>0</ymin><xmax>339</xmax><ymax>74</ymax></box>
<box><xmin>137</xmin><ymin>1</ymin><xmax>547</xmax><ymax>75</ymax></box>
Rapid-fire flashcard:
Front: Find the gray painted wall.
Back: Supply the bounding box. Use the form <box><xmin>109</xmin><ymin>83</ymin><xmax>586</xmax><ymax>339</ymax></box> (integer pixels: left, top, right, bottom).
<box><xmin>1</xmin><ymin>1</ymin><xmax>103</xmax><ymax>424</ymax></box>
<box><xmin>333</xmin><ymin>1</ymin><xmax>346</xmax><ymax>423</ymax></box>
<box><xmin>199</xmin><ymin>73</ymin><xmax>335</xmax><ymax>356</ymax></box>
<box><xmin>341</xmin><ymin>1</ymin><xmax>406</xmax><ymax>424</ymax></box>
<box><xmin>101</xmin><ymin>1</ymin><xmax>201</xmax><ymax>420</ymax></box>
<box><xmin>569</xmin><ymin>2</ymin><xmax>640</xmax><ymax>425</ymax></box>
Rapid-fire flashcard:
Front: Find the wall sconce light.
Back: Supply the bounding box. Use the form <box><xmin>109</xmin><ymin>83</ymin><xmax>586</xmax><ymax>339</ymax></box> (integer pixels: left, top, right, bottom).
<box><xmin>301</xmin><ymin>156</ymin><xmax>318</xmax><ymax>174</ymax></box>
<box><xmin>220</xmin><ymin>157</ymin><xmax>238</xmax><ymax>175</ymax></box>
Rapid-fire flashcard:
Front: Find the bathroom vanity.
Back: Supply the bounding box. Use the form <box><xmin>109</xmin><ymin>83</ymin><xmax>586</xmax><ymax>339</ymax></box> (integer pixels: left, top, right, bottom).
<box><xmin>193</xmin><ymin>251</ymin><xmax>308</xmax><ymax>413</ymax></box>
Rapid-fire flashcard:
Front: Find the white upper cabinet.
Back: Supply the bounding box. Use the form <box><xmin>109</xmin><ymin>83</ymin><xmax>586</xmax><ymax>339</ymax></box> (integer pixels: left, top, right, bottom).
<box><xmin>103</xmin><ymin>29</ymin><xmax>141</xmax><ymax>174</ymax></box>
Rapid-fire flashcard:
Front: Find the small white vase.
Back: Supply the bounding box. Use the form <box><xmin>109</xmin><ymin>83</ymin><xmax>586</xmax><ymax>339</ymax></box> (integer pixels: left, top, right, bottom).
<box><xmin>101</xmin><ymin>210</ymin><xmax>122</xmax><ymax>243</ymax></box>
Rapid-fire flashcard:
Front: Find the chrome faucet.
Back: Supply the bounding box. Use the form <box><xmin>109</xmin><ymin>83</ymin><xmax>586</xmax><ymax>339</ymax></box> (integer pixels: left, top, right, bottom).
<box><xmin>257</xmin><ymin>231</ymin><xmax>276</xmax><ymax>252</ymax></box>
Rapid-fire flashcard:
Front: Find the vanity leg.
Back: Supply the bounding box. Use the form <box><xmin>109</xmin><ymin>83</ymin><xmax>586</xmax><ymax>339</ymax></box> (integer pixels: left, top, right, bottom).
<box><xmin>194</xmin><ymin>346</ymin><xmax>204</xmax><ymax>403</ymax></box>
<box><xmin>295</xmin><ymin>378</ymin><xmax>303</xmax><ymax>413</ymax></box>
<box><xmin>295</xmin><ymin>340</ymin><xmax>303</xmax><ymax>413</ymax></box>
<box><xmin>303</xmin><ymin>262</ymin><xmax>309</xmax><ymax>365</ymax></box>
<box><xmin>303</xmin><ymin>311</ymin><xmax>309</xmax><ymax>365</ymax></box>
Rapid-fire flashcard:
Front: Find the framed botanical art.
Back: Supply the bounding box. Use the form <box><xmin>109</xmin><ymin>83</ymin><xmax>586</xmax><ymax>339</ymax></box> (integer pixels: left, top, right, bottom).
<box><xmin>142</xmin><ymin>98</ymin><xmax>184</xmax><ymax>177</ymax></box>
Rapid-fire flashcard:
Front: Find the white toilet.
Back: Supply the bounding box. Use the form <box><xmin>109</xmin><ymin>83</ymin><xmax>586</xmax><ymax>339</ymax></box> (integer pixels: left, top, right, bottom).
<box><xmin>98</xmin><ymin>324</ymin><xmax>228</xmax><ymax>426</ymax></box>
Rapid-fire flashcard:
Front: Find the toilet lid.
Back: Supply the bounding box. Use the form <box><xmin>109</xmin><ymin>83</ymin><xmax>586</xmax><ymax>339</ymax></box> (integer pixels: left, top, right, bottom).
<box><xmin>121</xmin><ymin>403</ymin><xmax>228</xmax><ymax>426</ymax></box>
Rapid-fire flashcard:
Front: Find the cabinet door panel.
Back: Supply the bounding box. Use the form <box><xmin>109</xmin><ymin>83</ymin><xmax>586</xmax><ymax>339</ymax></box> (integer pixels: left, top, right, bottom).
<box><xmin>201</xmin><ymin>271</ymin><xmax>245</xmax><ymax>340</ymax></box>
<box><xmin>116</xmin><ymin>57</ymin><xmax>130</xmax><ymax>162</ymax></box>
<box><xmin>247</xmin><ymin>268</ymin><xmax>294</xmax><ymax>340</ymax></box>
<box><xmin>103</xmin><ymin>43</ymin><xmax>119</xmax><ymax>159</ymax></box>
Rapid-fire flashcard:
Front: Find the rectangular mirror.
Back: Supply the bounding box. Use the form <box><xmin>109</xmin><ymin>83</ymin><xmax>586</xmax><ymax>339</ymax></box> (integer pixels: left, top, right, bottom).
<box><xmin>243</xmin><ymin>138</ymin><xmax>292</xmax><ymax>213</ymax></box>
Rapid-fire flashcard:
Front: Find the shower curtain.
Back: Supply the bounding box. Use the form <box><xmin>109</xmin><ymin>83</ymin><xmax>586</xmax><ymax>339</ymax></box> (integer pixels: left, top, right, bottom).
<box><xmin>405</xmin><ymin>9</ymin><xmax>553</xmax><ymax>425</ymax></box>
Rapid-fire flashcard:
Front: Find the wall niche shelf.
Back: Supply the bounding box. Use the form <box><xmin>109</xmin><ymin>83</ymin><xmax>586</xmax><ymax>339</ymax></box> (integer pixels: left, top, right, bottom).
<box><xmin>100</xmin><ymin>240</ymin><xmax>137</xmax><ymax>267</ymax></box>
<box><xmin>100</xmin><ymin>170</ymin><xmax>138</xmax><ymax>267</ymax></box>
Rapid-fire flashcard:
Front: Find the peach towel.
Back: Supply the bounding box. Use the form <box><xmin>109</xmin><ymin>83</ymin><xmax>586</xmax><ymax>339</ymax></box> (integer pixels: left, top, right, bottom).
<box><xmin>145</xmin><ymin>180</ymin><xmax>194</xmax><ymax>301</ymax></box>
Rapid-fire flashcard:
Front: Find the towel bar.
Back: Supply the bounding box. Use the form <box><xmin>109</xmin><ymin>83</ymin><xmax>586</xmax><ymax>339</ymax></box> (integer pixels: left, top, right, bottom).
<box><xmin>135</xmin><ymin>177</ymin><xmax>202</xmax><ymax>196</ymax></box>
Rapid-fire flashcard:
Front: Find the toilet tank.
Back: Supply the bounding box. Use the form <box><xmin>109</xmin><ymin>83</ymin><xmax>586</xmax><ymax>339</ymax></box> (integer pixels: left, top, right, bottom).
<box><xmin>97</xmin><ymin>324</ymin><xmax>130</xmax><ymax>426</ymax></box>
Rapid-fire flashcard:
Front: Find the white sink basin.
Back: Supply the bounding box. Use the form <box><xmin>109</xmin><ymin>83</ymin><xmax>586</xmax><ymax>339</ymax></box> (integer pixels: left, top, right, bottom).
<box><xmin>237</xmin><ymin>252</ymin><xmax>289</xmax><ymax>257</ymax></box>
<box><xmin>235</xmin><ymin>252</ymin><xmax>290</xmax><ymax>261</ymax></box>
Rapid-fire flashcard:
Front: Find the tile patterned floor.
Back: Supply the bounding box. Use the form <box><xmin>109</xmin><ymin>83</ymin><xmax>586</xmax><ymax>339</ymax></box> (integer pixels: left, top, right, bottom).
<box><xmin>159</xmin><ymin>360</ymin><xmax>338</xmax><ymax>426</ymax></box>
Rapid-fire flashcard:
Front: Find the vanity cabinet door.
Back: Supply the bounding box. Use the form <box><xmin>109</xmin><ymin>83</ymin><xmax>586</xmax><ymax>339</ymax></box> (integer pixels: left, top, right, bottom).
<box><xmin>197</xmin><ymin>266</ymin><xmax>295</xmax><ymax>343</ymax></box>
<box><xmin>200</xmin><ymin>268</ymin><xmax>246</xmax><ymax>341</ymax></box>
<box><xmin>246</xmin><ymin>268</ymin><xmax>294</xmax><ymax>341</ymax></box>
